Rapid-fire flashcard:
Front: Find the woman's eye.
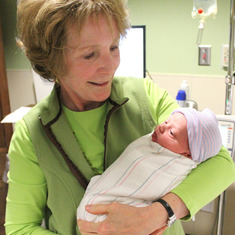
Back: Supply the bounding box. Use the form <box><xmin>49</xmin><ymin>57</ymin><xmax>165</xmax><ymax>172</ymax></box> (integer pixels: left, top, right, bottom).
<box><xmin>110</xmin><ymin>45</ymin><xmax>119</xmax><ymax>52</ymax></box>
<box><xmin>170</xmin><ymin>130</ymin><xmax>174</xmax><ymax>136</ymax></box>
<box><xmin>84</xmin><ymin>52</ymin><xmax>95</xmax><ymax>60</ymax></box>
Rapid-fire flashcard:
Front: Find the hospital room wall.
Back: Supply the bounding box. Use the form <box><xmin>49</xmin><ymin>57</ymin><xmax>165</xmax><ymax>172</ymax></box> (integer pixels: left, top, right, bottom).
<box><xmin>128</xmin><ymin>0</ymin><xmax>229</xmax><ymax>76</ymax></box>
<box><xmin>128</xmin><ymin>0</ymin><xmax>234</xmax><ymax>115</ymax></box>
<box><xmin>0</xmin><ymin>0</ymin><xmax>235</xmax><ymax>115</ymax></box>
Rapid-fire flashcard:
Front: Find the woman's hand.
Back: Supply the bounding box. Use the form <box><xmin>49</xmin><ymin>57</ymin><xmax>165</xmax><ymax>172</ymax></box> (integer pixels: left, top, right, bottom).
<box><xmin>77</xmin><ymin>193</ymin><xmax>189</xmax><ymax>235</ymax></box>
<box><xmin>150</xmin><ymin>226</ymin><xmax>167</xmax><ymax>235</ymax></box>
<box><xmin>77</xmin><ymin>202</ymin><xmax>168</xmax><ymax>235</ymax></box>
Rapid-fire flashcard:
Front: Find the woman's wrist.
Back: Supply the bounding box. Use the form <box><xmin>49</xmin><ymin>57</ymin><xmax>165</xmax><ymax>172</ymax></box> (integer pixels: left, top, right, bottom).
<box><xmin>148</xmin><ymin>200</ymin><xmax>169</xmax><ymax>228</ymax></box>
<box><xmin>161</xmin><ymin>193</ymin><xmax>189</xmax><ymax>220</ymax></box>
<box><xmin>150</xmin><ymin>192</ymin><xmax>189</xmax><ymax>229</ymax></box>
<box><xmin>154</xmin><ymin>198</ymin><xmax>177</xmax><ymax>227</ymax></box>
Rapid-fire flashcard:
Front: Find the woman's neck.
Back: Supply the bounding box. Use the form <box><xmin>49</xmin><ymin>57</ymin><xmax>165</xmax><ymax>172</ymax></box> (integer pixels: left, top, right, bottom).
<box><xmin>60</xmin><ymin>88</ymin><xmax>106</xmax><ymax>111</ymax></box>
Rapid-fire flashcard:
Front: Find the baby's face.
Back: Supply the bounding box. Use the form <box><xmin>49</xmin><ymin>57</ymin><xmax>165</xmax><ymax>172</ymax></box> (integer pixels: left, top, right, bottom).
<box><xmin>152</xmin><ymin>112</ymin><xmax>191</xmax><ymax>157</ymax></box>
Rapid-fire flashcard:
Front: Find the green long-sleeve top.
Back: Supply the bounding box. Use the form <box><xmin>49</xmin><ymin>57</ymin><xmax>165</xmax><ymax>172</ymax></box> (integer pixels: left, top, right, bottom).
<box><xmin>5</xmin><ymin>77</ymin><xmax>235</xmax><ymax>234</ymax></box>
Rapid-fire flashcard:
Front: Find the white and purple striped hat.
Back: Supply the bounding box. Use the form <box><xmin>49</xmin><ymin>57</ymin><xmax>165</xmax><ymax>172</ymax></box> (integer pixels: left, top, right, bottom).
<box><xmin>172</xmin><ymin>108</ymin><xmax>222</xmax><ymax>163</ymax></box>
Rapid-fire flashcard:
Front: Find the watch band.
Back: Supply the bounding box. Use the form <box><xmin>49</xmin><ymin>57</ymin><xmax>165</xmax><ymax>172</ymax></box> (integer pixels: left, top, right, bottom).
<box><xmin>155</xmin><ymin>199</ymin><xmax>176</xmax><ymax>227</ymax></box>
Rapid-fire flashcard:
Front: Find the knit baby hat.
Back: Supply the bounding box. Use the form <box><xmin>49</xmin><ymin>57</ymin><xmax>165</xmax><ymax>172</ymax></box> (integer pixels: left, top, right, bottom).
<box><xmin>172</xmin><ymin>108</ymin><xmax>222</xmax><ymax>163</ymax></box>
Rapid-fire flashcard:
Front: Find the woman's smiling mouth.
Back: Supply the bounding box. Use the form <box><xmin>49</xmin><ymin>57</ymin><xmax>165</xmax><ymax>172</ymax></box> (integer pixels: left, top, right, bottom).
<box><xmin>88</xmin><ymin>81</ymin><xmax>109</xmax><ymax>87</ymax></box>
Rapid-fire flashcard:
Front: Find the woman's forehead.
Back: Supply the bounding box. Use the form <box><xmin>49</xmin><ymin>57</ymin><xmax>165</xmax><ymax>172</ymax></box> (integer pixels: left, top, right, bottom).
<box><xmin>65</xmin><ymin>14</ymin><xmax>119</xmax><ymax>48</ymax></box>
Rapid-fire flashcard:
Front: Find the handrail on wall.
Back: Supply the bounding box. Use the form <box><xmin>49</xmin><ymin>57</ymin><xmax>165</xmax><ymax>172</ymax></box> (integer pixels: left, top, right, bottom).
<box><xmin>225</xmin><ymin>0</ymin><xmax>235</xmax><ymax>115</ymax></box>
<box><xmin>217</xmin><ymin>2</ymin><xmax>235</xmax><ymax>235</ymax></box>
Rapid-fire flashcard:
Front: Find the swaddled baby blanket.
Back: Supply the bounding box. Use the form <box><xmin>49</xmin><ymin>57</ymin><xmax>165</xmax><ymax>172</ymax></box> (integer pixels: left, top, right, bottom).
<box><xmin>77</xmin><ymin>133</ymin><xmax>197</xmax><ymax>222</ymax></box>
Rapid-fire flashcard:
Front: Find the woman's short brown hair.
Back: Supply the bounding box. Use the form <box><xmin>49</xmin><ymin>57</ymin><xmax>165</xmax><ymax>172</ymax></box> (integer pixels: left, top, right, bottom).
<box><xmin>17</xmin><ymin>0</ymin><xmax>130</xmax><ymax>81</ymax></box>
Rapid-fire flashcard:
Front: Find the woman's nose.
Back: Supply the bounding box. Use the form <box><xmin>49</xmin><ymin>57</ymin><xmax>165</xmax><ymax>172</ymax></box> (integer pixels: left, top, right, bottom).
<box><xmin>99</xmin><ymin>54</ymin><xmax>118</xmax><ymax>75</ymax></box>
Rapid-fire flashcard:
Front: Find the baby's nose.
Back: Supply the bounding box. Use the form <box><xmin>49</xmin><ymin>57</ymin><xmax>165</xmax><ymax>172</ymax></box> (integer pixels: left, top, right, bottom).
<box><xmin>159</xmin><ymin>123</ymin><xmax>166</xmax><ymax>133</ymax></box>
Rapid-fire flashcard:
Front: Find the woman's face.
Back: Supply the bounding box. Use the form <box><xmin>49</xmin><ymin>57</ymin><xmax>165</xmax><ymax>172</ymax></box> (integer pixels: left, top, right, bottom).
<box><xmin>60</xmin><ymin>15</ymin><xmax>120</xmax><ymax>111</ymax></box>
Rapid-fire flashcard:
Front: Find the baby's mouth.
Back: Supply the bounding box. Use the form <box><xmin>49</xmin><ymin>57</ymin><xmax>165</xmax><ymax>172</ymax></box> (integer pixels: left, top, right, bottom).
<box><xmin>152</xmin><ymin>131</ymin><xmax>158</xmax><ymax>142</ymax></box>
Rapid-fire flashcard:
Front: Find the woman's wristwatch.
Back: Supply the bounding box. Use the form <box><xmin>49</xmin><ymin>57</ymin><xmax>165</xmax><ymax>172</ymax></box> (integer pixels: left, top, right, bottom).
<box><xmin>155</xmin><ymin>198</ymin><xmax>177</xmax><ymax>227</ymax></box>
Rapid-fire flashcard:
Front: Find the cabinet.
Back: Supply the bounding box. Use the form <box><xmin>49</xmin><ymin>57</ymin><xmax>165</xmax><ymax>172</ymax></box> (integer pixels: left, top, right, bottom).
<box><xmin>0</xmin><ymin>16</ymin><xmax>13</xmax><ymax>235</ymax></box>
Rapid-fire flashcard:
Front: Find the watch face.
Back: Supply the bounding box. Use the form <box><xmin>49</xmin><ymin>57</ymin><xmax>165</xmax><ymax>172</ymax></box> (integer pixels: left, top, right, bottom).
<box><xmin>167</xmin><ymin>214</ymin><xmax>177</xmax><ymax>227</ymax></box>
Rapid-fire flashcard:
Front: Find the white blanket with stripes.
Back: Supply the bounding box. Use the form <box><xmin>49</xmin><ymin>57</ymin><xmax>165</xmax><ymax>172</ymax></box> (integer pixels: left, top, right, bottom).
<box><xmin>77</xmin><ymin>133</ymin><xmax>197</xmax><ymax>222</ymax></box>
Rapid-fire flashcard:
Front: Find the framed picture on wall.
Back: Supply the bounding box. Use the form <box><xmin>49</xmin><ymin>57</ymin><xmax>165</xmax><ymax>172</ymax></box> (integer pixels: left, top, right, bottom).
<box><xmin>115</xmin><ymin>25</ymin><xmax>146</xmax><ymax>78</ymax></box>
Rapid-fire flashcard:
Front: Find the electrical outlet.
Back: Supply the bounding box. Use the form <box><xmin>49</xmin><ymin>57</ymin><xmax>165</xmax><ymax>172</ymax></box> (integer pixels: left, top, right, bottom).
<box><xmin>198</xmin><ymin>45</ymin><xmax>211</xmax><ymax>66</ymax></box>
<box><xmin>221</xmin><ymin>44</ymin><xmax>229</xmax><ymax>67</ymax></box>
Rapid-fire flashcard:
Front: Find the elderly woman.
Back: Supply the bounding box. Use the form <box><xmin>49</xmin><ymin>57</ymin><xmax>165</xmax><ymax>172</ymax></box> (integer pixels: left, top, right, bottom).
<box><xmin>5</xmin><ymin>0</ymin><xmax>235</xmax><ymax>235</ymax></box>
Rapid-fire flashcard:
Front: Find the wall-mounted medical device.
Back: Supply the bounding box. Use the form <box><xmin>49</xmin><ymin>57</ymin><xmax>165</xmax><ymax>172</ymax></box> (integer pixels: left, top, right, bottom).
<box><xmin>216</xmin><ymin>114</ymin><xmax>235</xmax><ymax>235</ymax></box>
<box><xmin>216</xmin><ymin>114</ymin><xmax>235</xmax><ymax>160</ymax></box>
<box><xmin>201</xmin><ymin>114</ymin><xmax>235</xmax><ymax>215</ymax></box>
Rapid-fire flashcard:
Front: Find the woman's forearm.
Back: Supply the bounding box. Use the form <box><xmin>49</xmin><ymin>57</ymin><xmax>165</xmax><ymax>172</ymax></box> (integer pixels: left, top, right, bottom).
<box><xmin>161</xmin><ymin>193</ymin><xmax>189</xmax><ymax>219</ymax></box>
<box><xmin>149</xmin><ymin>192</ymin><xmax>189</xmax><ymax>229</ymax></box>
<box><xmin>171</xmin><ymin>146</ymin><xmax>235</xmax><ymax>219</ymax></box>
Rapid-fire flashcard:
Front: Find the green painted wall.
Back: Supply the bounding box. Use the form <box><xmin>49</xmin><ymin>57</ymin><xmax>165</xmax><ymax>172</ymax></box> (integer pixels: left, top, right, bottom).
<box><xmin>0</xmin><ymin>0</ymin><xmax>231</xmax><ymax>75</ymax></box>
<box><xmin>0</xmin><ymin>0</ymin><xmax>31</xmax><ymax>69</ymax></box>
<box><xmin>128</xmin><ymin>0</ymin><xmax>230</xmax><ymax>75</ymax></box>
